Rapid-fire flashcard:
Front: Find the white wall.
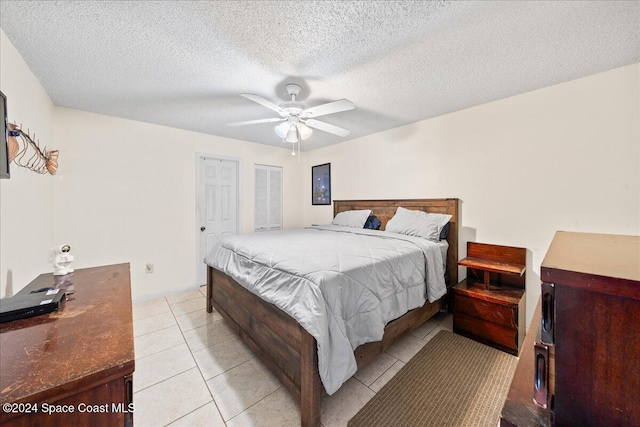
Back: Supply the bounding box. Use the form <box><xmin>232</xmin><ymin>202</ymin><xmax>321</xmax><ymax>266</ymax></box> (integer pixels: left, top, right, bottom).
<box><xmin>0</xmin><ymin>29</ymin><xmax>56</xmax><ymax>297</ymax></box>
<box><xmin>301</xmin><ymin>64</ymin><xmax>640</xmax><ymax>325</ymax></box>
<box><xmin>53</xmin><ymin>108</ymin><xmax>303</xmax><ymax>299</ymax></box>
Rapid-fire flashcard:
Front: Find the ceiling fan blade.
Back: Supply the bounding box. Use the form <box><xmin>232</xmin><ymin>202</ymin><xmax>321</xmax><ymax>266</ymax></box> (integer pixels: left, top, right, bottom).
<box><xmin>300</xmin><ymin>99</ymin><xmax>354</xmax><ymax>119</ymax></box>
<box><xmin>227</xmin><ymin>117</ymin><xmax>286</xmax><ymax>127</ymax></box>
<box><xmin>241</xmin><ymin>94</ymin><xmax>287</xmax><ymax>116</ymax></box>
<box><xmin>305</xmin><ymin>119</ymin><xmax>351</xmax><ymax>137</ymax></box>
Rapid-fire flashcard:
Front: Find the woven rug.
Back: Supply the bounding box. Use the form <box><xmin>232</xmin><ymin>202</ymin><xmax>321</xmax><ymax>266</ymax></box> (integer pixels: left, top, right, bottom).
<box><xmin>349</xmin><ymin>330</ymin><xmax>518</xmax><ymax>427</ymax></box>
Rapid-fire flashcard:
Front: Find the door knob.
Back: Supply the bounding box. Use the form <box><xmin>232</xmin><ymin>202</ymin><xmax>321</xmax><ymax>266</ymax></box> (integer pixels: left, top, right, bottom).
<box><xmin>200</xmin><ymin>226</ymin><xmax>206</xmax><ymax>231</ymax></box>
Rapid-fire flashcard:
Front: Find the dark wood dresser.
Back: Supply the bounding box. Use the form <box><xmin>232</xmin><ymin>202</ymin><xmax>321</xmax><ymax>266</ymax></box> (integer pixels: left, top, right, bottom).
<box><xmin>501</xmin><ymin>231</ymin><xmax>640</xmax><ymax>427</ymax></box>
<box><xmin>0</xmin><ymin>264</ymin><xmax>135</xmax><ymax>427</ymax></box>
<box><xmin>539</xmin><ymin>231</ymin><xmax>640</xmax><ymax>427</ymax></box>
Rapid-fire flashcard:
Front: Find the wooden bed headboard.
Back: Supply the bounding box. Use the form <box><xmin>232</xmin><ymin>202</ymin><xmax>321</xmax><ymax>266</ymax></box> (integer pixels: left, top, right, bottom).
<box><xmin>333</xmin><ymin>199</ymin><xmax>459</xmax><ymax>285</ymax></box>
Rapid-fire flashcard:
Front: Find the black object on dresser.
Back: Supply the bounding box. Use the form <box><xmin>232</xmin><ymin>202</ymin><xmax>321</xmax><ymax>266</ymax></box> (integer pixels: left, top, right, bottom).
<box><xmin>536</xmin><ymin>231</ymin><xmax>640</xmax><ymax>427</ymax></box>
<box><xmin>453</xmin><ymin>242</ymin><xmax>526</xmax><ymax>355</ymax></box>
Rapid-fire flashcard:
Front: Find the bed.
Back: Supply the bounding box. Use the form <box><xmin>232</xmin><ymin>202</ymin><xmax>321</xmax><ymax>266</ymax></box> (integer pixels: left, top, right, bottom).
<box><xmin>205</xmin><ymin>198</ymin><xmax>459</xmax><ymax>426</ymax></box>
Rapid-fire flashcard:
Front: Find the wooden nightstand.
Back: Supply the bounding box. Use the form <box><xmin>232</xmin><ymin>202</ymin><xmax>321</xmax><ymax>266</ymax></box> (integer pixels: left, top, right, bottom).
<box><xmin>453</xmin><ymin>242</ymin><xmax>526</xmax><ymax>355</ymax></box>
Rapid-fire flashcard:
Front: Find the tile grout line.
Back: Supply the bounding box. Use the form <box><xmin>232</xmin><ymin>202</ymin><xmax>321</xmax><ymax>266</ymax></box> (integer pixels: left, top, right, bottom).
<box><xmin>166</xmin><ymin>293</ymin><xmax>206</xmax><ymax>305</ymax></box>
<box><xmin>162</xmin><ymin>400</ymin><xmax>215</xmax><ymax>427</ymax></box>
<box><xmin>134</xmin><ymin>331</ymin><xmax>184</xmax><ymax>358</ymax></box>
<box><xmin>132</xmin><ymin>308</ymin><xmax>173</xmax><ymax>322</ymax></box>
<box><xmin>133</xmin><ymin>294</ymin><xmax>225</xmax><ymax>425</ymax></box>
<box><xmin>197</xmin><ymin>299</ymin><xmax>281</xmax><ymax>420</ymax></box>
<box><xmin>204</xmin><ymin>355</ymin><xmax>257</xmax><ymax>384</ymax></box>
<box><xmin>135</xmin><ymin>338</ymin><xmax>185</xmax><ymax>361</ymax></box>
<box><xmin>154</xmin><ymin>297</ymin><xmax>226</xmax><ymax>427</ymax></box>
<box><xmin>170</xmin><ymin>306</ymin><xmax>207</xmax><ymax>317</ymax></box>
<box><xmin>134</xmin><ymin>301</ymin><xmax>220</xmax><ymax>346</ymax></box>
<box><xmin>365</xmin><ymin>359</ymin><xmax>400</xmax><ymax>394</ymax></box>
<box><xmin>133</xmin><ymin>294</ymin><xmax>206</xmax><ymax>322</ymax></box>
<box><xmin>224</xmin><ymin>385</ymin><xmax>286</xmax><ymax>425</ymax></box>
<box><xmin>175</xmin><ymin>304</ymin><xmax>229</xmax><ymax>427</ymax></box>
<box><xmin>186</xmin><ymin>334</ymin><xmax>250</xmax><ymax>364</ymax></box>
<box><xmin>179</xmin><ymin>317</ymin><xmax>225</xmax><ymax>335</ymax></box>
<box><xmin>133</xmin><ymin>364</ymin><xmax>198</xmax><ymax>396</ymax></box>
<box><xmin>174</xmin><ymin>305</ymin><xmax>212</xmax><ymax>320</ymax></box>
<box><xmin>352</xmin><ymin>376</ymin><xmax>376</xmax><ymax>395</ymax></box>
<box><xmin>134</xmin><ymin>322</ymin><xmax>178</xmax><ymax>340</ymax></box>
<box><xmin>169</xmin><ymin>303</ymin><xmax>208</xmax><ymax>317</ymax></box>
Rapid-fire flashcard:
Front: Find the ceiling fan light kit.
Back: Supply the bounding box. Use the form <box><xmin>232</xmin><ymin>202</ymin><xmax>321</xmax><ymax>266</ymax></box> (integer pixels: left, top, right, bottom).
<box><xmin>274</xmin><ymin>117</ymin><xmax>313</xmax><ymax>142</ymax></box>
<box><xmin>297</xmin><ymin>123</ymin><xmax>313</xmax><ymax>140</ymax></box>
<box><xmin>285</xmin><ymin>127</ymin><xmax>298</xmax><ymax>143</ymax></box>
<box><xmin>227</xmin><ymin>83</ymin><xmax>354</xmax><ymax>150</ymax></box>
<box><xmin>274</xmin><ymin>121</ymin><xmax>289</xmax><ymax>138</ymax></box>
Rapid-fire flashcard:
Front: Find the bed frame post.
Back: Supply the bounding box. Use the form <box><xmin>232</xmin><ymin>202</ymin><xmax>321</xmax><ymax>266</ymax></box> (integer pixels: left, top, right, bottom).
<box><xmin>206</xmin><ymin>266</ymin><xmax>213</xmax><ymax>313</ymax></box>
<box><xmin>446</xmin><ymin>198</ymin><xmax>459</xmax><ymax>285</ymax></box>
<box><xmin>300</xmin><ymin>332</ymin><xmax>321</xmax><ymax>427</ymax></box>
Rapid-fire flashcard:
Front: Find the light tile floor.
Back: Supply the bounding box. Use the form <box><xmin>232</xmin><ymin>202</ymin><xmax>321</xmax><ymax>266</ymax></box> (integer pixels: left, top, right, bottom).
<box><xmin>132</xmin><ymin>287</ymin><xmax>453</xmax><ymax>427</ymax></box>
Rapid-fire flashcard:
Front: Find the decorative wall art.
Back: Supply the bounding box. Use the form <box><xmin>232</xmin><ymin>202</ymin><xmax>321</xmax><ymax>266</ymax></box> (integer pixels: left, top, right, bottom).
<box><xmin>8</xmin><ymin>123</ymin><xmax>58</xmax><ymax>175</ymax></box>
<box><xmin>312</xmin><ymin>163</ymin><xmax>331</xmax><ymax>205</ymax></box>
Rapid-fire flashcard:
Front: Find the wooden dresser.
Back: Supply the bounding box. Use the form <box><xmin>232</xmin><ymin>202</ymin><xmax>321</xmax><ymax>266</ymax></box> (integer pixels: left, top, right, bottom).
<box><xmin>501</xmin><ymin>231</ymin><xmax>640</xmax><ymax>427</ymax></box>
<box><xmin>0</xmin><ymin>264</ymin><xmax>135</xmax><ymax>427</ymax></box>
<box><xmin>539</xmin><ymin>231</ymin><xmax>640</xmax><ymax>426</ymax></box>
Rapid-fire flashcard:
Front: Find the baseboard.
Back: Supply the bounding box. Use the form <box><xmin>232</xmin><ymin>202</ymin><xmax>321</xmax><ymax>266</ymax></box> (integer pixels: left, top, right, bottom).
<box><xmin>132</xmin><ymin>283</ymin><xmax>206</xmax><ymax>304</ymax></box>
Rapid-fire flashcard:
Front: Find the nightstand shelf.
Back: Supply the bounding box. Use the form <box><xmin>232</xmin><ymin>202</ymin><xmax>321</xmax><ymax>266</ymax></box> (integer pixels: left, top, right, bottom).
<box><xmin>458</xmin><ymin>249</ymin><xmax>526</xmax><ymax>290</ymax></box>
<box><xmin>453</xmin><ymin>242</ymin><xmax>527</xmax><ymax>355</ymax></box>
<box><xmin>458</xmin><ymin>257</ymin><xmax>525</xmax><ymax>289</ymax></box>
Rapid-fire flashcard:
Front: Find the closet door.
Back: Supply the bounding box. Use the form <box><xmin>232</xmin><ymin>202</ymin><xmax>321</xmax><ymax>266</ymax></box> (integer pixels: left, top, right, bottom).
<box><xmin>255</xmin><ymin>165</ymin><xmax>282</xmax><ymax>232</ymax></box>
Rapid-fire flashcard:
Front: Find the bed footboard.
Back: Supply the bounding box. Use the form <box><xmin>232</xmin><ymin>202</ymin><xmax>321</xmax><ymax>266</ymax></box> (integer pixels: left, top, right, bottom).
<box><xmin>207</xmin><ymin>267</ymin><xmax>321</xmax><ymax>426</ymax></box>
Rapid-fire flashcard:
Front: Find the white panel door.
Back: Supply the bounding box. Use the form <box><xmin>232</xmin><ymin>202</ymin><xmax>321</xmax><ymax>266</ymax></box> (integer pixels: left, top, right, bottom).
<box><xmin>197</xmin><ymin>157</ymin><xmax>238</xmax><ymax>285</ymax></box>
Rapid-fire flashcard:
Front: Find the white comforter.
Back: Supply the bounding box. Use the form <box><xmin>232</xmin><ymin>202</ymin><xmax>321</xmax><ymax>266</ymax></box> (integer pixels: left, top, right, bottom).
<box><xmin>204</xmin><ymin>225</ymin><xmax>446</xmax><ymax>394</ymax></box>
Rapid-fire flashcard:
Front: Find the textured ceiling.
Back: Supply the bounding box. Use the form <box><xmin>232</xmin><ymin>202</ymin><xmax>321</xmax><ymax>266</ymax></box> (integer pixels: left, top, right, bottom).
<box><xmin>1</xmin><ymin>1</ymin><xmax>638</xmax><ymax>151</ymax></box>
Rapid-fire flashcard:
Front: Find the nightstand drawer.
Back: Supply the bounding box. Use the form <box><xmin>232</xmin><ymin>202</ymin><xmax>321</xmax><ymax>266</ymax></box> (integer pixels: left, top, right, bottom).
<box><xmin>454</xmin><ymin>293</ymin><xmax>517</xmax><ymax>329</ymax></box>
<box><xmin>454</xmin><ymin>312</ymin><xmax>518</xmax><ymax>351</ymax></box>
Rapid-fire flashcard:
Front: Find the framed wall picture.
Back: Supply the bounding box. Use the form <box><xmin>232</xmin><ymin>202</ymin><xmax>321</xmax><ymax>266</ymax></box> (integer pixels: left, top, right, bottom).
<box><xmin>311</xmin><ymin>163</ymin><xmax>331</xmax><ymax>205</ymax></box>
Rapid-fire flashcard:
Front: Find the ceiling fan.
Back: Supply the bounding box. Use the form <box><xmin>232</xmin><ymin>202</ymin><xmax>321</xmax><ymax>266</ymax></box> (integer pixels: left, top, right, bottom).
<box><xmin>227</xmin><ymin>84</ymin><xmax>355</xmax><ymax>147</ymax></box>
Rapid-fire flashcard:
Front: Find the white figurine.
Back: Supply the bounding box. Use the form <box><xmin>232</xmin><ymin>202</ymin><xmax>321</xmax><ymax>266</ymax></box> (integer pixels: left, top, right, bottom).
<box><xmin>49</xmin><ymin>244</ymin><xmax>75</xmax><ymax>276</ymax></box>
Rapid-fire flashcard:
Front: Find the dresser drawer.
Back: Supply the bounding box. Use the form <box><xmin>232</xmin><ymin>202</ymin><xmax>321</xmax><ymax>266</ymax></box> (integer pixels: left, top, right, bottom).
<box><xmin>454</xmin><ymin>312</ymin><xmax>518</xmax><ymax>351</ymax></box>
<box><xmin>454</xmin><ymin>293</ymin><xmax>517</xmax><ymax>329</ymax></box>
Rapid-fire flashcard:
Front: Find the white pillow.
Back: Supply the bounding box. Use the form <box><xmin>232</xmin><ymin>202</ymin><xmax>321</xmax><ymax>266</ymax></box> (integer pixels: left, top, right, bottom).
<box><xmin>385</xmin><ymin>207</ymin><xmax>452</xmax><ymax>241</ymax></box>
<box><xmin>332</xmin><ymin>209</ymin><xmax>372</xmax><ymax>228</ymax></box>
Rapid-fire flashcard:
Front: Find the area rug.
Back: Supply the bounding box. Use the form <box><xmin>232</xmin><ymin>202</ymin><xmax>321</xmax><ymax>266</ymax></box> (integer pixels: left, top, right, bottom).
<box><xmin>348</xmin><ymin>330</ymin><xmax>518</xmax><ymax>427</ymax></box>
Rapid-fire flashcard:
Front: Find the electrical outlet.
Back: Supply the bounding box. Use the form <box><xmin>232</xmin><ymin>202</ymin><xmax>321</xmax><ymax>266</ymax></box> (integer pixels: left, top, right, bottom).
<box><xmin>145</xmin><ymin>262</ymin><xmax>154</xmax><ymax>274</ymax></box>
